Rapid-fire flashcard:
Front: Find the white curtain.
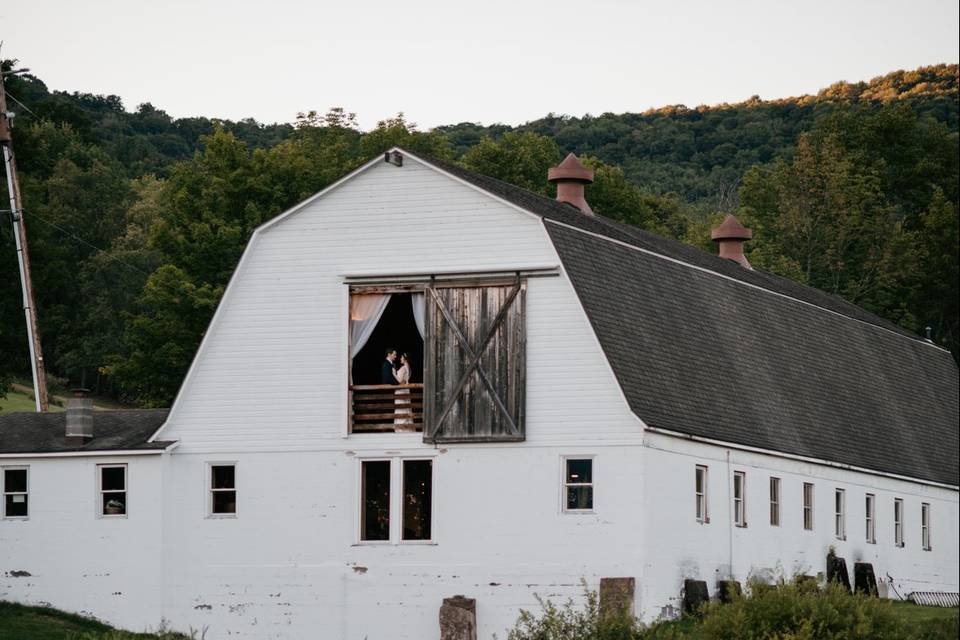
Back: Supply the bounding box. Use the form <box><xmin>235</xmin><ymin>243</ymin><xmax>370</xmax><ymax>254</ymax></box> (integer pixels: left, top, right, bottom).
<box><xmin>411</xmin><ymin>292</ymin><xmax>426</xmax><ymax>338</ymax></box>
<box><xmin>350</xmin><ymin>294</ymin><xmax>392</xmax><ymax>358</ymax></box>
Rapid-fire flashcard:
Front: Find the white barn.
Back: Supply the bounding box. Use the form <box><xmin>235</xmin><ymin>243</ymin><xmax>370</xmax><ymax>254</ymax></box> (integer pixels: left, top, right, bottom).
<box><xmin>2</xmin><ymin>148</ymin><xmax>958</xmax><ymax>639</ymax></box>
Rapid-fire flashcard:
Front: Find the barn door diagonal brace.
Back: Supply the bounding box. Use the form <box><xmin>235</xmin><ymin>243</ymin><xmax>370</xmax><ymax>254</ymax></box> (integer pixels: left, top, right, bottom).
<box><xmin>427</xmin><ymin>281</ymin><xmax>522</xmax><ymax>436</ymax></box>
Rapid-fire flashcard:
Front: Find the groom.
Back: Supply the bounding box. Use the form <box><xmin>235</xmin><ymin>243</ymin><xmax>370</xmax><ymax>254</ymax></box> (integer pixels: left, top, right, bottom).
<box><xmin>381</xmin><ymin>348</ymin><xmax>398</xmax><ymax>385</ymax></box>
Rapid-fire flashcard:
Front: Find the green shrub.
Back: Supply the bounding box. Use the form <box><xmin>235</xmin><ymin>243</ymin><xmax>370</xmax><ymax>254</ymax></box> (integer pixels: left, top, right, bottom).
<box><xmin>502</xmin><ymin>586</ymin><xmax>640</xmax><ymax>640</ymax></box>
<box><xmin>698</xmin><ymin>578</ymin><xmax>912</xmax><ymax>640</ymax></box>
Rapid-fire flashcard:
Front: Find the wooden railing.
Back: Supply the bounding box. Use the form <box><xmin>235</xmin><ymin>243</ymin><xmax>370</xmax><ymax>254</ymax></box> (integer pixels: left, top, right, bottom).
<box><xmin>350</xmin><ymin>384</ymin><xmax>424</xmax><ymax>433</ymax></box>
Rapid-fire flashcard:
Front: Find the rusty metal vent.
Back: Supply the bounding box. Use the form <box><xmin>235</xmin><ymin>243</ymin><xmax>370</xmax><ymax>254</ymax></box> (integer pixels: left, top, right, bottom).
<box><xmin>907</xmin><ymin>591</ymin><xmax>959</xmax><ymax>607</ymax></box>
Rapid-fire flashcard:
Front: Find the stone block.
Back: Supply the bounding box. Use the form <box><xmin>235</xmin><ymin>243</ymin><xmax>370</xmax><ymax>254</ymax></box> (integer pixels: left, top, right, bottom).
<box><xmin>716</xmin><ymin>580</ymin><xmax>742</xmax><ymax>603</ymax></box>
<box><xmin>599</xmin><ymin>577</ymin><xmax>635</xmax><ymax>618</ymax></box>
<box><xmin>440</xmin><ymin>595</ymin><xmax>477</xmax><ymax>640</ymax></box>
<box><xmin>826</xmin><ymin>553</ymin><xmax>851</xmax><ymax>592</ymax></box>
<box><xmin>854</xmin><ymin>562</ymin><xmax>878</xmax><ymax>596</ymax></box>
<box><xmin>683</xmin><ymin>579</ymin><xmax>709</xmax><ymax>615</ymax></box>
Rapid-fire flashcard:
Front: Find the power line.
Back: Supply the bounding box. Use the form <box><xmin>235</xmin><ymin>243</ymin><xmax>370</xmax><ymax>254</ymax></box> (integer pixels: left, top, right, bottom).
<box><xmin>21</xmin><ymin>209</ymin><xmax>152</xmax><ymax>277</ymax></box>
<box><xmin>3</xmin><ymin>90</ymin><xmax>40</xmax><ymax>119</ymax></box>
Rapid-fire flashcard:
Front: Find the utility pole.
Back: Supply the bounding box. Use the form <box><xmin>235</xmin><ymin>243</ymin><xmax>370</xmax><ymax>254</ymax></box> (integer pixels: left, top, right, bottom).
<box><xmin>1</xmin><ymin>62</ymin><xmax>49</xmax><ymax>412</ymax></box>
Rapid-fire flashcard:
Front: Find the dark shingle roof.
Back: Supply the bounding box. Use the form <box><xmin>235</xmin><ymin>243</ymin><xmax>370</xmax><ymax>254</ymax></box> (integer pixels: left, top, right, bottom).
<box><xmin>0</xmin><ymin>410</ymin><xmax>172</xmax><ymax>454</ymax></box>
<box><xmin>417</xmin><ymin>151</ymin><xmax>960</xmax><ymax>486</ymax></box>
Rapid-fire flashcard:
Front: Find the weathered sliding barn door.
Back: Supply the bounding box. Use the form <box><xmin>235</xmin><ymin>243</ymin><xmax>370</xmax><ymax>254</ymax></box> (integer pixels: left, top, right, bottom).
<box><xmin>424</xmin><ymin>280</ymin><xmax>526</xmax><ymax>442</ymax></box>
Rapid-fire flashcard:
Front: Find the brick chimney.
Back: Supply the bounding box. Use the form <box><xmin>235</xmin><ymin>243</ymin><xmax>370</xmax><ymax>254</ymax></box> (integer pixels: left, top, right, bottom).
<box><xmin>711</xmin><ymin>214</ymin><xmax>753</xmax><ymax>269</ymax></box>
<box><xmin>65</xmin><ymin>388</ymin><xmax>93</xmax><ymax>445</ymax></box>
<box><xmin>548</xmin><ymin>153</ymin><xmax>594</xmax><ymax>215</ymax></box>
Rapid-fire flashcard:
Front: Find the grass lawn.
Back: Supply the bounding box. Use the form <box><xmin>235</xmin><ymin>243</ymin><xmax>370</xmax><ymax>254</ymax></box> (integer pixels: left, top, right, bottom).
<box><xmin>644</xmin><ymin>602</ymin><xmax>959</xmax><ymax>638</ymax></box>
<box><xmin>891</xmin><ymin>600</ymin><xmax>960</xmax><ymax>625</ymax></box>
<box><xmin>0</xmin><ymin>601</ymin><xmax>192</xmax><ymax>639</ymax></box>
<box><xmin>0</xmin><ymin>389</ymin><xmax>62</xmax><ymax>414</ymax></box>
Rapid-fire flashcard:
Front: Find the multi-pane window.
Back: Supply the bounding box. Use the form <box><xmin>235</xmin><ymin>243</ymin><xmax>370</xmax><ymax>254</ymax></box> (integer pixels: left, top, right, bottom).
<box><xmin>98</xmin><ymin>464</ymin><xmax>127</xmax><ymax>517</ymax></box>
<box><xmin>564</xmin><ymin>458</ymin><xmax>593</xmax><ymax>512</ymax></box>
<box><xmin>402</xmin><ymin>459</ymin><xmax>433</xmax><ymax>541</ymax></box>
<box><xmin>733</xmin><ymin>471</ymin><xmax>746</xmax><ymax>527</ymax></box>
<box><xmin>2</xmin><ymin>467</ymin><xmax>28</xmax><ymax>518</ymax></box>
<box><xmin>894</xmin><ymin>498</ymin><xmax>904</xmax><ymax>547</ymax></box>
<box><xmin>360</xmin><ymin>458</ymin><xmax>433</xmax><ymax>542</ymax></box>
<box><xmin>865</xmin><ymin>493</ymin><xmax>876</xmax><ymax>543</ymax></box>
<box><xmin>921</xmin><ymin>503</ymin><xmax>931</xmax><ymax>551</ymax></box>
<box><xmin>209</xmin><ymin>464</ymin><xmax>237</xmax><ymax>516</ymax></box>
<box><xmin>695</xmin><ymin>465</ymin><xmax>708</xmax><ymax>523</ymax></box>
<box><xmin>802</xmin><ymin>482</ymin><xmax>814</xmax><ymax>530</ymax></box>
<box><xmin>769</xmin><ymin>477</ymin><xmax>780</xmax><ymax>526</ymax></box>
<box><xmin>834</xmin><ymin>489</ymin><xmax>846</xmax><ymax>540</ymax></box>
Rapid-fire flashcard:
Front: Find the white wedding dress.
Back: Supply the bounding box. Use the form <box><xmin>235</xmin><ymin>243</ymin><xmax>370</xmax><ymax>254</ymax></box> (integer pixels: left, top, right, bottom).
<box><xmin>393</xmin><ymin>364</ymin><xmax>414</xmax><ymax>428</ymax></box>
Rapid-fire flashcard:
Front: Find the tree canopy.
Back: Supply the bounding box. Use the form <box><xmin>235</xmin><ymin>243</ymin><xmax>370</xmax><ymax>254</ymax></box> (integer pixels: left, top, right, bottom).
<box><xmin>1</xmin><ymin>61</ymin><xmax>957</xmax><ymax>406</ymax></box>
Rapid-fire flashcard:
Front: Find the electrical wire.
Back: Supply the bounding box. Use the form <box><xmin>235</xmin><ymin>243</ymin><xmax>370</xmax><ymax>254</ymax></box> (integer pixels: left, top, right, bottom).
<box><xmin>23</xmin><ymin>209</ymin><xmax>151</xmax><ymax>277</ymax></box>
<box><xmin>3</xmin><ymin>90</ymin><xmax>40</xmax><ymax>119</ymax></box>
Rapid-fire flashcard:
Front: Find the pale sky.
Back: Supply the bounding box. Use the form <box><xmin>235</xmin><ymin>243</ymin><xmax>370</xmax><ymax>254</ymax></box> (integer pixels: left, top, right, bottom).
<box><xmin>5</xmin><ymin>0</ymin><xmax>959</xmax><ymax>130</ymax></box>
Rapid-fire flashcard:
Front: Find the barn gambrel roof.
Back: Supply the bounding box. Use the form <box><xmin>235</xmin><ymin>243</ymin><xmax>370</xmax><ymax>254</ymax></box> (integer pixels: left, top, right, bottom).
<box><xmin>415</xmin><ymin>151</ymin><xmax>960</xmax><ymax>487</ymax></box>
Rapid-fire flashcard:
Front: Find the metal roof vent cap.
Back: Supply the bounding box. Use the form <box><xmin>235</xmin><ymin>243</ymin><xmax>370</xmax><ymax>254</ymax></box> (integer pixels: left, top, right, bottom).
<box><xmin>548</xmin><ymin>153</ymin><xmax>594</xmax><ymax>215</ymax></box>
<box><xmin>65</xmin><ymin>388</ymin><xmax>94</xmax><ymax>445</ymax></box>
<box><xmin>711</xmin><ymin>214</ymin><xmax>753</xmax><ymax>269</ymax></box>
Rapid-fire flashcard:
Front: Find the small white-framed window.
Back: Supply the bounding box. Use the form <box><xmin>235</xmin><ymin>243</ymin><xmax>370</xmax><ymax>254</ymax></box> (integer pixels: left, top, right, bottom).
<box><xmin>865</xmin><ymin>493</ymin><xmax>876</xmax><ymax>543</ymax></box>
<box><xmin>834</xmin><ymin>488</ymin><xmax>846</xmax><ymax>540</ymax></box>
<box><xmin>98</xmin><ymin>464</ymin><xmax>127</xmax><ymax>517</ymax></box>
<box><xmin>802</xmin><ymin>482</ymin><xmax>814</xmax><ymax>531</ymax></box>
<box><xmin>733</xmin><ymin>471</ymin><xmax>747</xmax><ymax>527</ymax></box>
<box><xmin>208</xmin><ymin>463</ymin><xmax>237</xmax><ymax>517</ymax></box>
<box><xmin>769</xmin><ymin>476</ymin><xmax>780</xmax><ymax>526</ymax></box>
<box><xmin>695</xmin><ymin>465</ymin><xmax>708</xmax><ymax>523</ymax></box>
<box><xmin>563</xmin><ymin>457</ymin><xmax>594</xmax><ymax>512</ymax></box>
<box><xmin>2</xmin><ymin>466</ymin><xmax>29</xmax><ymax>519</ymax></box>
<box><xmin>921</xmin><ymin>503</ymin><xmax>931</xmax><ymax>551</ymax></box>
<box><xmin>894</xmin><ymin>498</ymin><xmax>904</xmax><ymax>547</ymax></box>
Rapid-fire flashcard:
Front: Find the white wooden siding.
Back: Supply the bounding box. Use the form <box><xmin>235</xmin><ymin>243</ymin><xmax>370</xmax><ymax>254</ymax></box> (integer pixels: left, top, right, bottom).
<box><xmin>0</xmin><ymin>456</ymin><xmax>164</xmax><ymax>630</ymax></box>
<box><xmin>158</xmin><ymin>156</ymin><xmax>642</xmax><ymax>450</ymax></box>
<box><xmin>640</xmin><ymin>432</ymin><xmax>960</xmax><ymax>619</ymax></box>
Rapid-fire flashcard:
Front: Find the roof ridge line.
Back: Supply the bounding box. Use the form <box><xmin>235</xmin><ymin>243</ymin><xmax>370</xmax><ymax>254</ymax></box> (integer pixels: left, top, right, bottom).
<box><xmin>543</xmin><ymin>217</ymin><xmax>950</xmax><ymax>355</ymax></box>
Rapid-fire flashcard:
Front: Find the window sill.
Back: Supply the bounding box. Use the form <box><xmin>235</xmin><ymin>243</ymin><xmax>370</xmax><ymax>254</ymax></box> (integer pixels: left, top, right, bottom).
<box><xmin>735</xmin><ymin>523</ymin><xmax>747</xmax><ymax>528</ymax></box>
<box><xmin>206</xmin><ymin>514</ymin><xmax>238</xmax><ymax>519</ymax></box>
<box><xmin>99</xmin><ymin>514</ymin><xmax>128</xmax><ymax>519</ymax></box>
<box><xmin>836</xmin><ymin>535</ymin><xmax>846</xmax><ymax>541</ymax></box>
<box><xmin>563</xmin><ymin>509</ymin><xmax>595</xmax><ymax>515</ymax></box>
<box><xmin>866</xmin><ymin>540</ymin><xmax>876</xmax><ymax>545</ymax></box>
<box><xmin>1</xmin><ymin>516</ymin><xmax>29</xmax><ymax>521</ymax></box>
<box><xmin>696</xmin><ymin>518</ymin><xmax>710</xmax><ymax>525</ymax></box>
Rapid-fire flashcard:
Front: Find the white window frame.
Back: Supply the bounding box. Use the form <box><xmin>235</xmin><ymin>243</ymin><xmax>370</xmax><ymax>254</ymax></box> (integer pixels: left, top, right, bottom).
<box><xmin>356</xmin><ymin>456</ymin><xmax>437</xmax><ymax>545</ymax></box>
<box><xmin>921</xmin><ymin>502</ymin><xmax>931</xmax><ymax>551</ymax></box>
<box><xmin>207</xmin><ymin>462</ymin><xmax>238</xmax><ymax>519</ymax></box>
<box><xmin>894</xmin><ymin>498</ymin><xmax>904</xmax><ymax>547</ymax></box>
<box><xmin>865</xmin><ymin>493</ymin><xmax>876</xmax><ymax>543</ymax></box>
<box><xmin>695</xmin><ymin>465</ymin><xmax>709</xmax><ymax>524</ymax></box>
<box><xmin>834</xmin><ymin>488</ymin><xmax>846</xmax><ymax>540</ymax></box>
<box><xmin>561</xmin><ymin>456</ymin><xmax>595</xmax><ymax>514</ymax></box>
<box><xmin>733</xmin><ymin>471</ymin><xmax>747</xmax><ymax>527</ymax></box>
<box><xmin>769</xmin><ymin>476</ymin><xmax>780</xmax><ymax>527</ymax></box>
<box><xmin>2</xmin><ymin>465</ymin><xmax>29</xmax><ymax>520</ymax></box>
<box><xmin>802</xmin><ymin>482</ymin><xmax>814</xmax><ymax>531</ymax></box>
<box><xmin>97</xmin><ymin>463</ymin><xmax>128</xmax><ymax>519</ymax></box>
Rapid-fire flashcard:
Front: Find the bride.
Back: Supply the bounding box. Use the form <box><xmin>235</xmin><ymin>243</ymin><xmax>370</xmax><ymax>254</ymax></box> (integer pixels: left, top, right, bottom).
<box><xmin>393</xmin><ymin>353</ymin><xmax>414</xmax><ymax>429</ymax></box>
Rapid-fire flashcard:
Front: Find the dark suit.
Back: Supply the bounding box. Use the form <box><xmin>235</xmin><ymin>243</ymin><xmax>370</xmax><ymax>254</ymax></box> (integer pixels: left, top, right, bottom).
<box><xmin>381</xmin><ymin>359</ymin><xmax>397</xmax><ymax>385</ymax></box>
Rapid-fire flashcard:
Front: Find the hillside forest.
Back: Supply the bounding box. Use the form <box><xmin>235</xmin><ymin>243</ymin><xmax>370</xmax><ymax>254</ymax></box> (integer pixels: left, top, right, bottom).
<box><xmin>1</xmin><ymin>62</ymin><xmax>957</xmax><ymax>407</ymax></box>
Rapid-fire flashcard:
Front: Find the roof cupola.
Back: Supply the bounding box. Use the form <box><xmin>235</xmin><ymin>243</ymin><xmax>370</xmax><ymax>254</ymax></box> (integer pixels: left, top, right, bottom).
<box><xmin>711</xmin><ymin>214</ymin><xmax>753</xmax><ymax>269</ymax></box>
<box><xmin>548</xmin><ymin>153</ymin><xmax>594</xmax><ymax>215</ymax></box>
